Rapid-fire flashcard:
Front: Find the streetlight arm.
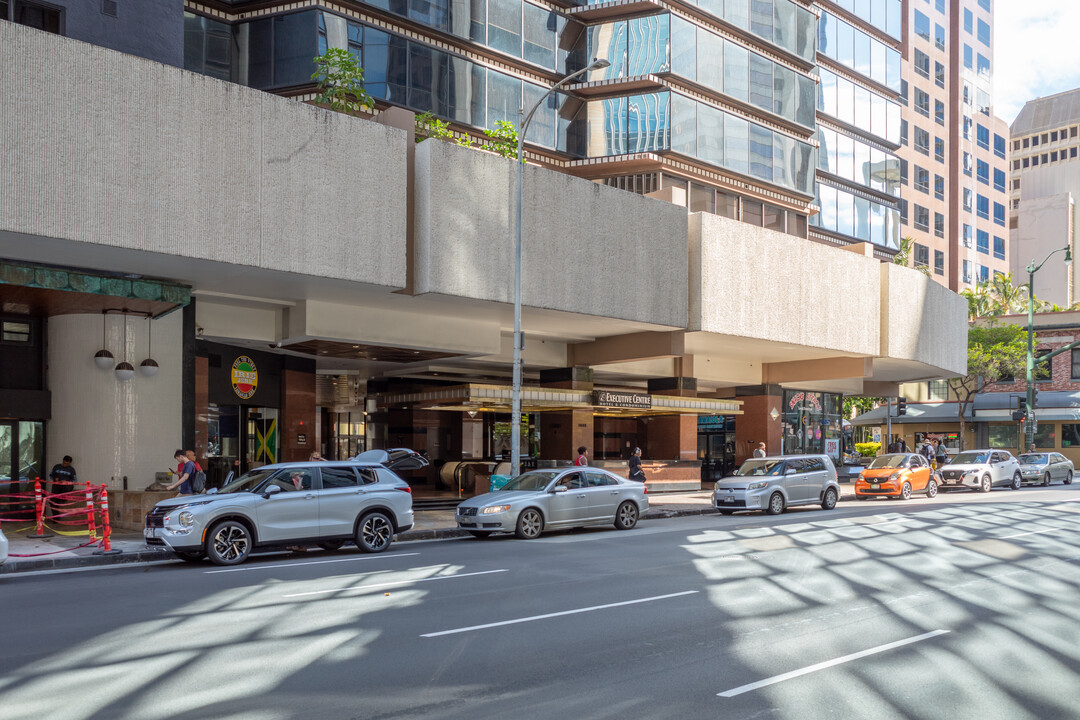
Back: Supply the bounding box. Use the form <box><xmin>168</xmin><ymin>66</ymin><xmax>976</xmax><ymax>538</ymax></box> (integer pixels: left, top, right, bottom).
<box><xmin>519</xmin><ymin>64</ymin><xmax>596</xmax><ymax>143</ymax></box>
<box><xmin>1027</xmin><ymin>245</ymin><xmax>1072</xmax><ymax>275</ymax></box>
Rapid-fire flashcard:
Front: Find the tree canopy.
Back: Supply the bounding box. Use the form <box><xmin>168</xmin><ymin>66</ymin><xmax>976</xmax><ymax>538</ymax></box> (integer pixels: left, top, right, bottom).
<box><xmin>947</xmin><ymin>323</ymin><xmax>1028</xmax><ymax>450</ymax></box>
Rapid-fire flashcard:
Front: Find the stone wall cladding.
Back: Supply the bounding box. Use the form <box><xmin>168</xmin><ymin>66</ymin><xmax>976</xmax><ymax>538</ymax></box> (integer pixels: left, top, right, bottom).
<box><xmin>881</xmin><ymin>263</ymin><xmax>968</xmax><ymax>376</ymax></box>
<box><xmin>689</xmin><ymin>212</ymin><xmax>881</xmax><ymax>356</ymax></box>
<box><xmin>413</xmin><ymin>139</ymin><xmax>689</xmax><ymax>327</ymax></box>
<box><xmin>991</xmin><ymin>329</ymin><xmax>1080</xmax><ymax>393</ymax></box>
<box><xmin>0</xmin><ymin>22</ymin><xmax>408</xmax><ymax>289</ymax></box>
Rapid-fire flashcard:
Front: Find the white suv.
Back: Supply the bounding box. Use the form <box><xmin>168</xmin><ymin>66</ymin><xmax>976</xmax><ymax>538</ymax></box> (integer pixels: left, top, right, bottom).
<box><xmin>938</xmin><ymin>449</ymin><xmax>1022</xmax><ymax>492</ymax></box>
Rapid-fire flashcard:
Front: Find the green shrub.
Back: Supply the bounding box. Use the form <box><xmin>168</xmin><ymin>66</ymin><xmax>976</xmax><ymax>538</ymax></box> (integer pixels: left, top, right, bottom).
<box><xmin>855</xmin><ymin>442</ymin><xmax>881</xmax><ymax>457</ymax></box>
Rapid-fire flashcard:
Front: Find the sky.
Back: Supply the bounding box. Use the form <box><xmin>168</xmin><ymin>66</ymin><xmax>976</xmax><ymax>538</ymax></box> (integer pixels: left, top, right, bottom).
<box><xmin>995</xmin><ymin>0</ymin><xmax>1080</xmax><ymax>125</ymax></box>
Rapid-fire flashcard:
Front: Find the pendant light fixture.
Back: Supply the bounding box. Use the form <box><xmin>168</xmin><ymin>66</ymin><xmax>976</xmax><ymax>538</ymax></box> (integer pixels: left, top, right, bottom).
<box><xmin>94</xmin><ymin>310</ymin><xmax>115</xmax><ymax>370</ymax></box>
<box><xmin>115</xmin><ymin>310</ymin><xmax>135</xmax><ymax>381</ymax></box>
<box><xmin>140</xmin><ymin>315</ymin><xmax>159</xmax><ymax>377</ymax></box>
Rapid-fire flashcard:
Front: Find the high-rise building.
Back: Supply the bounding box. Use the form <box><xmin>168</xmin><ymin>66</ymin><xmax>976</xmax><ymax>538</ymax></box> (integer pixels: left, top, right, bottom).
<box><xmin>892</xmin><ymin>0</ymin><xmax>1009</xmax><ymax>291</ymax></box>
<box><xmin>1008</xmin><ymin>88</ymin><xmax>1080</xmax><ymax>306</ymax></box>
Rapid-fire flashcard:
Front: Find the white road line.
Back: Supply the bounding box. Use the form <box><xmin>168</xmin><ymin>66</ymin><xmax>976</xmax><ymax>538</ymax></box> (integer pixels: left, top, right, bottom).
<box><xmin>204</xmin><ymin>552</ymin><xmax>420</xmax><ymax>574</ymax></box>
<box><xmin>283</xmin><ymin>569</ymin><xmax>509</xmax><ymax>598</ymax></box>
<box><xmin>421</xmin><ymin>590</ymin><xmax>699</xmax><ymax>638</ymax></box>
<box><xmin>999</xmin><ymin>528</ymin><xmax>1058</xmax><ymax>539</ymax></box>
<box><xmin>716</xmin><ymin>629</ymin><xmax>949</xmax><ymax>698</ymax></box>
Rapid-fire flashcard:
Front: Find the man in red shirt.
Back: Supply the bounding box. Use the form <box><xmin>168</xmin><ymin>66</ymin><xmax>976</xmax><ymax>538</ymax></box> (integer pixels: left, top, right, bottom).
<box><xmin>574</xmin><ymin>446</ymin><xmax>588</xmax><ymax>466</ymax></box>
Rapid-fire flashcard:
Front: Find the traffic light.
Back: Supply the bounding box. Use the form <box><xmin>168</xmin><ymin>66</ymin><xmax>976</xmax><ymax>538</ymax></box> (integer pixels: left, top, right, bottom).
<box><xmin>896</xmin><ymin>397</ymin><xmax>907</xmax><ymax>416</ymax></box>
<box><xmin>1013</xmin><ymin>396</ymin><xmax>1027</xmax><ymax>422</ymax></box>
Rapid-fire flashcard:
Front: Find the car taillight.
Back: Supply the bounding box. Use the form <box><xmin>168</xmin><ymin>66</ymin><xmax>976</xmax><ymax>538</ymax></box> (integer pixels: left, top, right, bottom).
<box><xmin>396</xmin><ymin>486</ymin><xmax>412</xmax><ymax>493</ymax></box>
<box><xmin>643</xmin><ymin>486</ymin><xmax>647</xmax><ymax>494</ymax></box>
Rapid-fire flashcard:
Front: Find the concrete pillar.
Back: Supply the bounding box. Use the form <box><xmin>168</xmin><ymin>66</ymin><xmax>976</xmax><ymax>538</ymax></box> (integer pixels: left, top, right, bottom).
<box><xmin>280</xmin><ymin>367</ymin><xmax>316</xmax><ymax>463</ymax></box>
<box><xmin>646</xmin><ymin>376</ymin><xmax>697</xmax><ymax>461</ymax></box>
<box><xmin>734</xmin><ymin>390</ymin><xmax>783</xmax><ymax>464</ymax></box>
<box><xmin>538</xmin><ymin>367</ymin><xmax>593</xmax><ymax>462</ymax></box>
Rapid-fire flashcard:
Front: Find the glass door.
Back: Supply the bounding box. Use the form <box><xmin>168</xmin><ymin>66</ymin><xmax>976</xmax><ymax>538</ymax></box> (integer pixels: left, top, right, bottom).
<box><xmin>0</xmin><ymin>421</ymin><xmax>43</xmax><ymax>521</ymax></box>
<box><xmin>246</xmin><ymin>408</ymin><xmax>279</xmax><ymax>468</ymax></box>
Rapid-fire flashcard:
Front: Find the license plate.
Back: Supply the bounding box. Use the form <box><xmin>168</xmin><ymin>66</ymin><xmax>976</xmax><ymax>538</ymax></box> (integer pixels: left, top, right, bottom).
<box><xmin>871</xmin><ymin>484</ymin><xmax>879</xmax><ymax>489</ymax></box>
<box><xmin>144</xmin><ymin>527</ymin><xmax>156</xmax><ymax>538</ymax></box>
<box><xmin>723</xmin><ymin>497</ymin><xmax>734</xmax><ymax>503</ymax></box>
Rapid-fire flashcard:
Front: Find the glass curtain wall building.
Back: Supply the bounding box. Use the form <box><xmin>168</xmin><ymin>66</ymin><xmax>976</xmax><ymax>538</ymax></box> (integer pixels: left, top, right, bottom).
<box><xmin>810</xmin><ymin>0</ymin><xmax>902</xmax><ymax>253</ymax></box>
<box><xmin>183</xmin><ymin>0</ymin><xmax>820</xmax><ymax>239</ymax></box>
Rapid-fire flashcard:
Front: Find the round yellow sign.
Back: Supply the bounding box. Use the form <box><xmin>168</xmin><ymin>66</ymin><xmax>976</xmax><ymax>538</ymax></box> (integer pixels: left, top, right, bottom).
<box><xmin>231</xmin><ymin>356</ymin><xmax>258</xmax><ymax>399</ymax></box>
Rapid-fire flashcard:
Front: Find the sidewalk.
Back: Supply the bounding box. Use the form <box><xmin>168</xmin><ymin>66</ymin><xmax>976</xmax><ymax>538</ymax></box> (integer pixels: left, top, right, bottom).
<box><xmin>0</xmin><ymin>487</ymin><xmax>856</xmax><ymax>575</ymax></box>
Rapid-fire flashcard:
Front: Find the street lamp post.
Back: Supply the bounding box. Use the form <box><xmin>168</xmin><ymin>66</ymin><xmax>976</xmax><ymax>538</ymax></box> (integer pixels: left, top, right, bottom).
<box><xmin>511</xmin><ymin>57</ymin><xmax>610</xmax><ymax>479</ymax></box>
<box><xmin>1024</xmin><ymin>245</ymin><xmax>1072</xmax><ymax>449</ymax></box>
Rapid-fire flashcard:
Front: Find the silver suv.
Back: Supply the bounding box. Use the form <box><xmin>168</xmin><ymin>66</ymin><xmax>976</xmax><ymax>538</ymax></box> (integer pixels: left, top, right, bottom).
<box><xmin>145</xmin><ymin>449</ymin><xmax>426</xmax><ymax>565</ymax></box>
<box><xmin>938</xmin><ymin>449</ymin><xmax>1021</xmax><ymax>492</ymax></box>
<box><xmin>713</xmin><ymin>454</ymin><xmax>840</xmax><ymax>515</ymax></box>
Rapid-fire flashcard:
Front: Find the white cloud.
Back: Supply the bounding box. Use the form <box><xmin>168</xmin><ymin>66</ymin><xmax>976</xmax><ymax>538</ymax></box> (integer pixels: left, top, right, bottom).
<box><xmin>995</xmin><ymin>0</ymin><xmax>1080</xmax><ymax>125</ymax></box>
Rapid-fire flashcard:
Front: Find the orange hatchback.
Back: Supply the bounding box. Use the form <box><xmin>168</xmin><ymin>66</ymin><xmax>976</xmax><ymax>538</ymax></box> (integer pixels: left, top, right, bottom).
<box><xmin>855</xmin><ymin>453</ymin><xmax>938</xmax><ymax>500</ymax></box>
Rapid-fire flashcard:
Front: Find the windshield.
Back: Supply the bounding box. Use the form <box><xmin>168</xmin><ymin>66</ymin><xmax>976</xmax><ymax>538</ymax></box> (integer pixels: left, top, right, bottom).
<box><xmin>868</xmin><ymin>454</ymin><xmax>909</xmax><ymax>469</ymax></box>
<box><xmin>500</xmin><ymin>471</ymin><xmax>561</xmax><ymax>492</ymax></box>
<box><xmin>1018</xmin><ymin>454</ymin><xmax>1048</xmax><ymax>464</ymax></box>
<box><xmin>951</xmin><ymin>452</ymin><xmax>989</xmax><ymax>465</ymax></box>
<box><xmin>735</xmin><ymin>459</ymin><xmax>784</xmax><ymax>476</ymax></box>
<box><xmin>218</xmin><ymin>468</ymin><xmax>278</xmax><ymax>494</ymax></box>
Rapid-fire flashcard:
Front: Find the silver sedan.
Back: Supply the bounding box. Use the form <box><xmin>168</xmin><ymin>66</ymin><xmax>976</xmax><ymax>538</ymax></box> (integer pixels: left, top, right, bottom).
<box><xmin>455</xmin><ymin>467</ymin><xmax>648</xmax><ymax>539</ymax></box>
<box><xmin>1017</xmin><ymin>452</ymin><xmax>1075</xmax><ymax>486</ymax></box>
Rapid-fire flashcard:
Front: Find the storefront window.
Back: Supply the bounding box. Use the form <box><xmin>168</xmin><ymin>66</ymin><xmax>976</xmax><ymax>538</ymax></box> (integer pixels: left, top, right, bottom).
<box><xmin>1034</xmin><ymin>423</ymin><xmax>1056</xmax><ymax>449</ymax></box>
<box><xmin>782</xmin><ymin>391</ymin><xmax>842</xmax><ymax>460</ymax></box>
<box><xmin>914</xmin><ymin>431</ymin><xmax>958</xmax><ymax>451</ymax></box>
<box><xmin>1063</xmin><ymin>424</ymin><xmax>1080</xmax><ymax>448</ymax></box>
<box><xmin>988</xmin><ymin>424</ymin><xmax>1018</xmax><ymax>450</ymax></box>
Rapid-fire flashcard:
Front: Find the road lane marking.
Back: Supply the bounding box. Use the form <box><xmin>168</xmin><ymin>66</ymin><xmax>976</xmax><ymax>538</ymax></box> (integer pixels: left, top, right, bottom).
<box><xmin>421</xmin><ymin>590</ymin><xmax>699</xmax><ymax>637</ymax></box>
<box><xmin>999</xmin><ymin>528</ymin><xmax>1058</xmax><ymax>539</ymax></box>
<box><xmin>283</xmin><ymin>569</ymin><xmax>509</xmax><ymax>598</ymax></box>
<box><xmin>204</xmin><ymin>552</ymin><xmax>420</xmax><ymax>574</ymax></box>
<box><xmin>716</xmin><ymin>629</ymin><xmax>949</xmax><ymax>698</ymax></box>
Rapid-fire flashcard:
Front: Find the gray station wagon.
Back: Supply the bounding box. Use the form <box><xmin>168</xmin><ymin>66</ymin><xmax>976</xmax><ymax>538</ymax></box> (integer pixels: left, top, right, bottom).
<box><xmin>144</xmin><ymin>449</ymin><xmax>426</xmax><ymax>565</ymax></box>
<box><xmin>713</xmin><ymin>454</ymin><xmax>840</xmax><ymax>515</ymax></box>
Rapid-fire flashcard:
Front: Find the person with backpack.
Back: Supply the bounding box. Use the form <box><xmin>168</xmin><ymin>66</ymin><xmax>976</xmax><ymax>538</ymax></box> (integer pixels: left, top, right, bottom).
<box><xmin>919</xmin><ymin>440</ymin><xmax>935</xmax><ymax>466</ymax></box>
<box><xmin>167</xmin><ymin>450</ymin><xmax>198</xmax><ymax>495</ymax></box>
<box><xmin>185</xmin><ymin>450</ymin><xmax>206</xmax><ymax>493</ymax></box>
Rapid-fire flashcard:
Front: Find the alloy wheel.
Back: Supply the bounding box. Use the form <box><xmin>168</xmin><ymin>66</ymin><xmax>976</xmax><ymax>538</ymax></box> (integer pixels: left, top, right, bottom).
<box><xmin>926</xmin><ymin>479</ymin><xmax>938</xmax><ymax>498</ymax></box>
<box><xmin>900</xmin><ymin>482</ymin><xmax>911</xmax><ymax>500</ymax></box>
<box><xmin>516</xmin><ymin>509</ymin><xmax>544</xmax><ymax>539</ymax></box>
<box><xmin>980</xmin><ymin>474</ymin><xmax>992</xmax><ymax>493</ymax></box>
<box><xmin>358</xmin><ymin>513</ymin><xmax>393</xmax><ymax>553</ymax></box>
<box><xmin>615</xmin><ymin>501</ymin><xmax>639</xmax><ymax>530</ymax></box>
<box><xmin>209</xmin><ymin>522</ymin><xmax>251</xmax><ymax>565</ymax></box>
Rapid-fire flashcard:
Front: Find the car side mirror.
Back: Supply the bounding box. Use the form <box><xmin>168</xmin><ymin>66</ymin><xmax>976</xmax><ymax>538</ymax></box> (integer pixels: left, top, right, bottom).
<box><xmin>262</xmin><ymin>484</ymin><xmax>282</xmax><ymax>499</ymax></box>
<box><xmin>207</xmin><ymin>487</ymin><xmax>219</xmax><ymax>495</ymax></box>
<box><xmin>551</xmin><ymin>485</ymin><xmax>568</xmax><ymax>493</ymax></box>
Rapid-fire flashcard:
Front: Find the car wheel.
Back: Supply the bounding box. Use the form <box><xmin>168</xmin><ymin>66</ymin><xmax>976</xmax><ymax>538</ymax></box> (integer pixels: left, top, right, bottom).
<box><xmin>1012</xmin><ymin>473</ymin><xmax>1022</xmax><ymax>490</ymax></box>
<box><xmin>614</xmin><ymin>501</ymin><xmax>639</xmax><ymax>530</ymax></box>
<box><xmin>821</xmin><ymin>488</ymin><xmax>838</xmax><ymax>510</ymax></box>
<box><xmin>766</xmin><ymin>492</ymin><xmax>785</xmax><ymax>515</ymax></box>
<box><xmin>468</xmin><ymin>530</ymin><xmax>492</xmax><ymax>539</ymax></box>
<box><xmin>356</xmin><ymin>512</ymin><xmax>394</xmax><ymax>553</ymax></box>
<box><xmin>175</xmin><ymin>550</ymin><xmax>206</xmax><ymax>562</ymax></box>
<box><xmin>900</xmin><ymin>482</ymin><xmax>912</xmax><ymax>501</ymax></box>
<box><xmin>318</xmin><ymin>540</ymin><xmax>345</xmax><ymax>552</ymax></box>
<box><xmin>980</xmin><ymin>474</ymin><xmax>992</xmax><ymax>493</ymax></box>
<box><xmin>515</xmin><ymin>508</ymin><xmax>544</xmax><ymax>539</ymax></box>
<box><xmin>1066</xmin><ymin>471</ymin><xmax>1073</xmax><ymax>485</ymax></box>
<box><xmin>926</xmin><ymin>478</ymin><xmax>938</xmax><ymax>498</ymax></box>
<box><xmin>1043</xmin><ymin>472</ymin><xmax>1052</xmax><ymax>487</ymax></box>
<box><xmin>206</xmin><ymin>520</ymin><xmax>252</xmax><ymax>566</ymax></box>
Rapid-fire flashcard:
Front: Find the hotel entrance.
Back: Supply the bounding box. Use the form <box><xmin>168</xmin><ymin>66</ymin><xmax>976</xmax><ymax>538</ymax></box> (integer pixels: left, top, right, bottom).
<box><xmin>697</xmin><ymin>415</ymin><xmax>736</xmax><ymax>482</ymax></box>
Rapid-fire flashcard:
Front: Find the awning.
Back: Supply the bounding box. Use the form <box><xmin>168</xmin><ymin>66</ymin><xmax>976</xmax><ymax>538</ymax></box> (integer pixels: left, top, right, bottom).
<box><xmin>850</xmin><ymin>402</ymin><xmax>970</xmax><ymax>425</ymax></box>
<box><xmin>378</xmin><ymin>383</ymin><xmax>742</xmax><ymax>417</ymax></box>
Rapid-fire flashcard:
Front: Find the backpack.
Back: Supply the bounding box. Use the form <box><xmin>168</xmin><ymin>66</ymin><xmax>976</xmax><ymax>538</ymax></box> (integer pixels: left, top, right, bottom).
<box><xmin>192</xmin><ymin>469</ymin><xmax>206</xmax><ymax>494</ymax></box>
<box><xmin>920</xmin><ymin>443</ymin><xmax>934</xmax><ymax>461</ymax></box>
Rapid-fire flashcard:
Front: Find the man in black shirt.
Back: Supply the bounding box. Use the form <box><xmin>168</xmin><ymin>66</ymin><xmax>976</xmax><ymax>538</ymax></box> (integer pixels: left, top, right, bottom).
<box><xmin>48</xmin><ymin>455</ymin><xmax>78</xmax><ymax>498</ymax></box>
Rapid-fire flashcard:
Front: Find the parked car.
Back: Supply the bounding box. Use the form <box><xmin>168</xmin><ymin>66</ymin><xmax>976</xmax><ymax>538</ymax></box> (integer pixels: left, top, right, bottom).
<box><xmin>712</xmin><ymin>455</ymin><xmax>840</xmax><ymax>515</ymax></box>
<box><xmin>855</xmin><ymin>453</ymin><xmax>938</xmax><ymax>500</ymax></box>
<box><xmin>144</xmin><ymin>449</ymin><xmax>427</xmax><ymax>565</ymax></box>
<box><xmin>0</xmin><ymin>526</ymin><xmax>7</xmax><ymax>566</ymax></box>
<box><xmin>455</xmin><ymin>467</ymin><xmax>648</xmax><ymax>539</ymax></box>
<box><xmin>1017</xmin><ymin>452</ymin><xmax>1075</xmax><ymax>486</ymax></box>
<box><xmin>937</xmin><ymin>449</ymin><xmax>1021</xmax><ymax>492</ymax></box>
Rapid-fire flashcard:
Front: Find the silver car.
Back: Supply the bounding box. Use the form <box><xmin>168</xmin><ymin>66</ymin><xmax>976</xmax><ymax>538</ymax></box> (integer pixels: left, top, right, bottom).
<box><xmin>144</xmin><ymin>449</ymin><xmax>426</xmax><ymax>565</ymax></box>
<box><xmin>455</xmin><ymin>467</ymin><xmax>649</xmax><ymax>539</ymax></box>
<box><xmin>0</xmin><ymin>526</ymin><xmax>7</xmax><ymax>566</ymax></box>
<box><xmin>713</xmin><ymin>454</ymin><xmax>840</xmax><ymax>515</ymax></box>
<box><xmin>1017</xmin><ymin>452</ymin><xmax>1075</xmax><ymax>486</ymax></box>
<box><xmin>938</xmin><ymin>449</ymin><xmax>1021</xmax><ymax>492</ymax></box>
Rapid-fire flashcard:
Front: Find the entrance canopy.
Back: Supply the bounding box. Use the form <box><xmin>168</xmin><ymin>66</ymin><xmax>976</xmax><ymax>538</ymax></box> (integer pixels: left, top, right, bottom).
<box><xmin>378</xmin><ymin>383</ymin><xmax>742</xmax><ymax>417</ymax></box>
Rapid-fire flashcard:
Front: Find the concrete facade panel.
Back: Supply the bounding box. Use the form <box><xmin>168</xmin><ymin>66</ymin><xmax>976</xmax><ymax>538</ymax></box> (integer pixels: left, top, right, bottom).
<box><xmin>880</xmin><ymin>263</ymin><xmax>968</xmax><ymax>376</ymax></box>
<box><xmin>689</xmin><ymin>213</ymin><xmax>880</xmax><ymax>356</ymax></box>
<box><xmin>0</xmin><ymin>23</ymin><xmax>408</xmax><ymax>289</ymax></box>
<box><xmin>413</xmin><ymin>139</ymin><xmax>689</xmax><ymax>328</ymax></box>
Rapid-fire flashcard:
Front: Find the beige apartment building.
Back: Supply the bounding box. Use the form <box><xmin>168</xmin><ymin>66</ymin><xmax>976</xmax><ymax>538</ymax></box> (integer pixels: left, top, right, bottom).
<box><xmin>897</xmin><ymin>0</ymin><xmax>1009</xmax><ymax>290</ymax></box>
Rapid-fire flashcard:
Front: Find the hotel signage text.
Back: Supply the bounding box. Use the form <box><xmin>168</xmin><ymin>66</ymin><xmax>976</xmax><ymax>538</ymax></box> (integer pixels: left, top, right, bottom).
<box><xmin>593</xmin><ymin>391</ymin><xmax>652</xmax><ymax>409</ymax></box>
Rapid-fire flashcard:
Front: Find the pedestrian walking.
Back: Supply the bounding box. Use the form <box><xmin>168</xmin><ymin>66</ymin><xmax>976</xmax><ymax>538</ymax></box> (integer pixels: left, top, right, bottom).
<box><xmin>574</xmin><ymin>446</ymin><xmax>589</xmax><ymax>466</ymax></box>
<box><xmin>628</xmin><ymin>447</ymin><xmax>646</xmax><ymax>482</ymax></box>
<box><xmin>753</xmin><ymin>442</ymin><xmax>767</xmax><ymax>458</ymax></box>
<box><xmin>935</xmin><ymin>439</ymin><xmax>948</xmax><ymax>468</ymax></box>
<box><xmin>919</xmin><ymin>439</ymin><xmax>935</xmax><ymax>465</ymax></box>
<box><xmin>167</xmin><ymin>450</ymin><xmax>196</xmax><ymax>495</ymax></box>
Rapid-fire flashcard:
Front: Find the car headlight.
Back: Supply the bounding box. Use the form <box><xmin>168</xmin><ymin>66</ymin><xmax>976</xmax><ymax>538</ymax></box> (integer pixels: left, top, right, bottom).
<box><xmin>889</xmin><ymin>472</ymin><xmax>901</xmax><ymax>481</ymax></box>
<box><xmin>747</xmin><ymin>481</ymin><xmax>768</xmax><ymax>490</ymax></box>
<box><xmin>482</xmin><ymin>505</ymin><xmax>511</xmax><ymax>514</ymax></box>
<box><xmin>178</xmin><ymin>511</ymin><xmax>194</xmax><ymax>528</ymax></box>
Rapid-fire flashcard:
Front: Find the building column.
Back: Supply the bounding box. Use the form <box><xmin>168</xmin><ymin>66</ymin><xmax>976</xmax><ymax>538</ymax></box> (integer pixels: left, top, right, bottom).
<box><xmin>538</xmin><ymin>367</ymin><xmax>593</xmax><ymax>462</ymax></box>
<box><xmin>646</xmin><ymin>376</ymin><xmax>697</xmax><ymax>461</ymax></box>
<box><xmin>733</xmin><ymin>386</ymin><xmax>783</xmax><ymax>464</ymax></box>
<box><xmin>280</xmin><ymin>358</ymin><xmax>316</xmax><ymax>463</ymax></box>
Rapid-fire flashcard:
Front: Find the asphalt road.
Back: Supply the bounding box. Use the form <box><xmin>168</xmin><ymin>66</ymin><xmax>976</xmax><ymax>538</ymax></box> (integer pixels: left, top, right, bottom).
<box><xmin>2</xmin><ymin>485</ymin><xmax>1080</xmax><ymax>720</ymax></box>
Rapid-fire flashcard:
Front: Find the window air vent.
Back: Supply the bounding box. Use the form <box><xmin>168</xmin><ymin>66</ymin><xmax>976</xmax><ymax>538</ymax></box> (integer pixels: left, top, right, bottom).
<box><xmin>101</xmin><ymin>0</ymin><xmax>118</xmax><ymax>17</ymax></box>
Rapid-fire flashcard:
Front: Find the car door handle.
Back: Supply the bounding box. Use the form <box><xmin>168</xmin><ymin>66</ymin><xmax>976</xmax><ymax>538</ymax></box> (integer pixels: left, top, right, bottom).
<box><xmin>305</xmin><ymin>494</ymin><xmax>315</xmax><ymax>500</ymax></box>
<box><xmin>355</xmin><ymin>489</ymin><xmax>367</xmax><ymax>494</ymax></box>
<box><xmin>610</xmin><ymin>491</ymin><xmax>619</xmax><ymax>495</ymax></box>
<box><xmin>576</xmin><ymin>494</ymin><xmax>586</xmax><ymax>498</ymax></box>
